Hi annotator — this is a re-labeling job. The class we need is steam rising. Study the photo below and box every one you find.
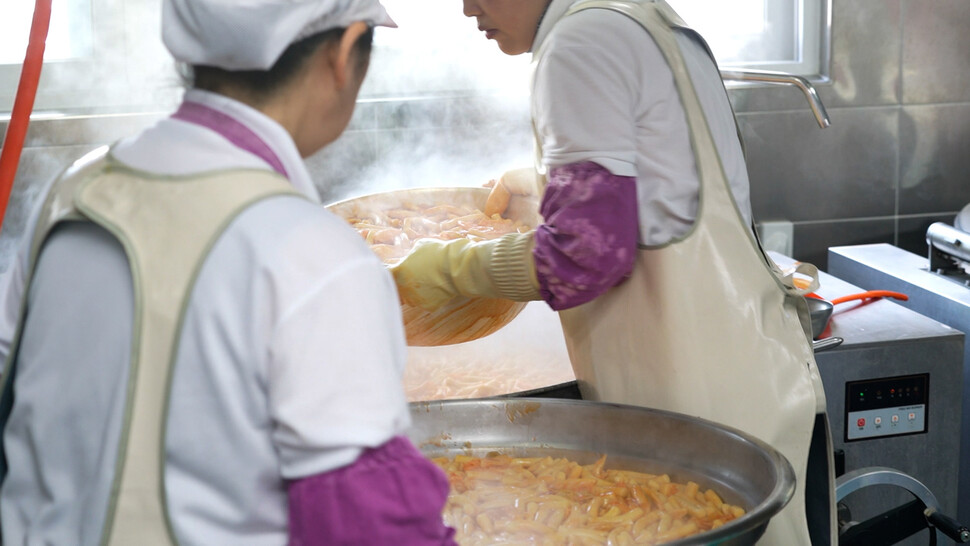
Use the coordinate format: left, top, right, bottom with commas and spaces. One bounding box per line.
314, 0, 537, 203
341, 93, 533, 201
366, 0, 532, 98
1, 0, 538, 271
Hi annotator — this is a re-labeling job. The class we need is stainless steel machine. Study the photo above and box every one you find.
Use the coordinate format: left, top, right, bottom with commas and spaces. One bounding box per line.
774, 254, 966, 544
827, 237, 970, 542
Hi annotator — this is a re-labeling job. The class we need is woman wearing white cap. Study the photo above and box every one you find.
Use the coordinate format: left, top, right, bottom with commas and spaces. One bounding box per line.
391, 0, 836, 544
0, 1, 455, 544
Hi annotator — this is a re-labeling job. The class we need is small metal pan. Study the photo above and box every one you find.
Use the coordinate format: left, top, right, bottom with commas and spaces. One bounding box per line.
807, 297, 835, 340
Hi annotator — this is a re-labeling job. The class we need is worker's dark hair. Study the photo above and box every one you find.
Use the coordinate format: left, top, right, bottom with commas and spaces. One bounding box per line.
188, 25, 374, 101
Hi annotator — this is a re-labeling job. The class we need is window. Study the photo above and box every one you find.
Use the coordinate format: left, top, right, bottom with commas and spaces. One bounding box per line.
366, 0, 831, 99
0, 0, 93, 65
667, 0, 830, 80
1, 0, 180, 114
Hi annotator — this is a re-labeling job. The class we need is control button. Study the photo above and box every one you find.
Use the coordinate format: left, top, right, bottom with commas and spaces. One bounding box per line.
908, 413, 916, 421
891, 415, 899, 424
856, 418, 866, 427
874, 417, 882, 426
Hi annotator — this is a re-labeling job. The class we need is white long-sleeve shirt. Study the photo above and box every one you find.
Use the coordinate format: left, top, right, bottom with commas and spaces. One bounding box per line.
532, 0, 752, 246
0, 89, 411, 545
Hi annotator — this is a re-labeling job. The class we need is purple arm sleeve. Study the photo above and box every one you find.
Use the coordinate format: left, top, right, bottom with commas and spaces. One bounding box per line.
534, 161, 639, 311
288, 435, 457, 546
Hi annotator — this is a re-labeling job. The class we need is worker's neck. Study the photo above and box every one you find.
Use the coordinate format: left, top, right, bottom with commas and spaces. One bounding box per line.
218, 83, 344, 159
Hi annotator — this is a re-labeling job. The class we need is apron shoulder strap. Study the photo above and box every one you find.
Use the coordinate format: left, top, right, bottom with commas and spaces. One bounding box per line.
79, 166, 298, 545
0, 156, 301, 545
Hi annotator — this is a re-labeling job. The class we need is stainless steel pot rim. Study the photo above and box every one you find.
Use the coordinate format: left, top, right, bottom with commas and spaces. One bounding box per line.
409, 397, 796, 546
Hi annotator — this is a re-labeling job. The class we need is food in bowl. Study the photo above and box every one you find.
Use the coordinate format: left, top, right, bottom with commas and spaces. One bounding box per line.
410, 399, 794, 546
327, 188, 538, 346
433, 452, 746, 545
345, 202, 530, 264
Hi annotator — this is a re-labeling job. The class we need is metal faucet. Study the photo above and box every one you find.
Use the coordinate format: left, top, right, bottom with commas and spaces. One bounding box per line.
719, 69, 831, 129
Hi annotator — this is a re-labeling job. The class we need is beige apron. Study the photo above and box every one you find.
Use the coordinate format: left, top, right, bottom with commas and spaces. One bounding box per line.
0, 149, 299, 545
534, 2, 836, 544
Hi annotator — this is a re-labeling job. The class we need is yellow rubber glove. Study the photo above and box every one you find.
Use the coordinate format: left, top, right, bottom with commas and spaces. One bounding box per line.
390, 232, 541, 311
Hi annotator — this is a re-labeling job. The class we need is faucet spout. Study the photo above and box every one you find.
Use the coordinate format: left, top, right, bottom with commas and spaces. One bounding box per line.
719, 69, 831, 129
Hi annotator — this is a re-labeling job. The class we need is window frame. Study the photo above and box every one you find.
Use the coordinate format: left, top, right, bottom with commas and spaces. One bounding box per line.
680, 0, 833, 84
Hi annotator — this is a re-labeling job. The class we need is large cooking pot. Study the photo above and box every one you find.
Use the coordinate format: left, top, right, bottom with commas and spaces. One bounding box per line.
409, 398, 795, 545
327, 187, 540, 346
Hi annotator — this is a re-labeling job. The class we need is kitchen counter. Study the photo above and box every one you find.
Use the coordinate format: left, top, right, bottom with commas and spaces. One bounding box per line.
771, 251, 962, 348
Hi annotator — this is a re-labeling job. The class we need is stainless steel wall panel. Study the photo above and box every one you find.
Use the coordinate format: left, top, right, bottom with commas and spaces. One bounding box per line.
790, 217, 895, 270
897, 214, 958, 258
898, 104, 970, 215
740, 107, 898, 222
823, 0, 902, 108
902, 0, 970, 104
1, 112, 162, 149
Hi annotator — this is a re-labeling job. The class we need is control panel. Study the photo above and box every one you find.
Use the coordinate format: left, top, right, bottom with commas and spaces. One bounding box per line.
845, 374, 929, 442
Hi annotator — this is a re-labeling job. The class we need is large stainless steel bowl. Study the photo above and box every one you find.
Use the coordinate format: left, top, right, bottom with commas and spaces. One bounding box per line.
408, 398, 795, 545
327, 187, 540, 347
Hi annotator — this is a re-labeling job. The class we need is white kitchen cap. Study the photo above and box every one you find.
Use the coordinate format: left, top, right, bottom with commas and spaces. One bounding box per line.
162, 0, 396, 71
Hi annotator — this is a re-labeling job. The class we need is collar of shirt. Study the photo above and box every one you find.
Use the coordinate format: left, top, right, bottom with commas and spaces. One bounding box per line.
182, 89, 321, 202
112, 88, 322, 203
531, 0, 576, 57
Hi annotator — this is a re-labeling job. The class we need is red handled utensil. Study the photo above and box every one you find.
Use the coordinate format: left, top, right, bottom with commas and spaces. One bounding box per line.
829, 290, 909, 306
808, 290, 909, 340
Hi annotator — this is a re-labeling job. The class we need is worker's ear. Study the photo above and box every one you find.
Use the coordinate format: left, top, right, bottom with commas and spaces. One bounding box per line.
333, 21, 370, 89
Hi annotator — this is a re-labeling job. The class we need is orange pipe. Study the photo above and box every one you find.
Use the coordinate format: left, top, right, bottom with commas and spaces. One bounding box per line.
0, 0, 53, 235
